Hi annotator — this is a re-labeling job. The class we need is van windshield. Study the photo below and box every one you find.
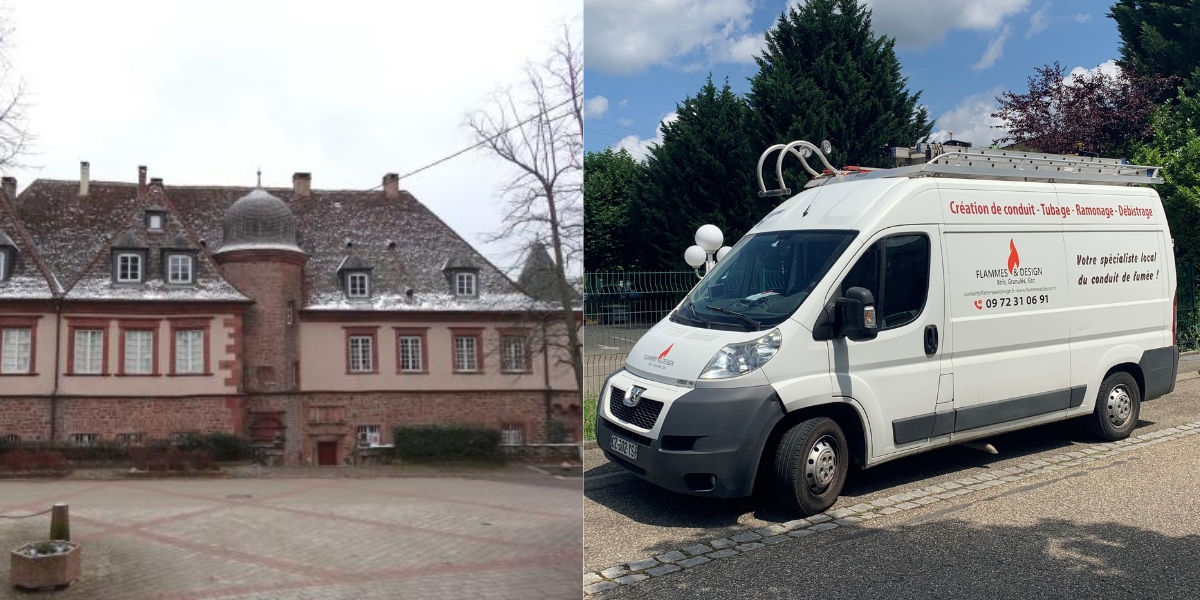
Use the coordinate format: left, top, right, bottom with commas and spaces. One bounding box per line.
677, 230, 856, 330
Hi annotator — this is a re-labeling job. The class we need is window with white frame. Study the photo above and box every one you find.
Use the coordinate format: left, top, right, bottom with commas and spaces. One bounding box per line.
455, 272, 476, 296
0, 250, 7, 280
347, 272, 370, 298
175, 329, 204, 374
454, 335, 478, 372
348, 335, 374, 373
500, 424, 524, 446
116, 253, 142, 282
357, 424, 381, 447
124, 329, 154, 374
1, 433, 18, 445
501, 335, 527, 373
116, 432, 144, 447
148, 214, 163, 231
73, 329, 104, 374
71, 433, 99, 447
167, 254, 193, 284
398, 335, 423, 372
0, 327, 32, 374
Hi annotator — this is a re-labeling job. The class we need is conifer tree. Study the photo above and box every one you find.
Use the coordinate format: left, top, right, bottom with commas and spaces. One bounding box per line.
748, 0, 932, 189
632, 75, 759, 270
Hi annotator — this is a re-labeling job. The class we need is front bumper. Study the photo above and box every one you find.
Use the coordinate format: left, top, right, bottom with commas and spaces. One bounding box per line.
595, 373, 785, 498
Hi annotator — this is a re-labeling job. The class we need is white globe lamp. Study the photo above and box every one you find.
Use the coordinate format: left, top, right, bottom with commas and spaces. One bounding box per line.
716, 246, 732, 262
684, 245, 707, 268
695, 224, 723, 253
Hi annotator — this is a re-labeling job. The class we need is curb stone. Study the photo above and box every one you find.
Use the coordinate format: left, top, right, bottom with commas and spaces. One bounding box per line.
583, 418, 1200, 594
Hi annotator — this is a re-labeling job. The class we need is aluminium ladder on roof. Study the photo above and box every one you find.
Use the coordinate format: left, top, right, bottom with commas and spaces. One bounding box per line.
755, 141, 1164, 197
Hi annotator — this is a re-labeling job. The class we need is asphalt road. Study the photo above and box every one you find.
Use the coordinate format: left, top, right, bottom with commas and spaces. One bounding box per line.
585, 357, 1200, 590
585, 325, 651, 356
602, 430, 1200, 599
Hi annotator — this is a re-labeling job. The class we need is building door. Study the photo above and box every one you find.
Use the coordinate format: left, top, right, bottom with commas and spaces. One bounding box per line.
316, 441, 338, 466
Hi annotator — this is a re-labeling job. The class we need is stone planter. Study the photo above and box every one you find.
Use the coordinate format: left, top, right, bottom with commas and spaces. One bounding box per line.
10, 542, 80, 590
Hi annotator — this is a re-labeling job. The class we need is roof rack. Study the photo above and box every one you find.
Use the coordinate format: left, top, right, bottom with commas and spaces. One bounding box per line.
755, 141, 1164, 196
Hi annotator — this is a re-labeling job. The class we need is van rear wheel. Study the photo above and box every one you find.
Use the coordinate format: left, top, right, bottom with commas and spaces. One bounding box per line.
1087, 372, 1141, 441
774, 417, 848, 515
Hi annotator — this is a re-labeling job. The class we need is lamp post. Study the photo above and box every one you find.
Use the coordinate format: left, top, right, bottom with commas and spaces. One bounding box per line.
685, 224, 732, 279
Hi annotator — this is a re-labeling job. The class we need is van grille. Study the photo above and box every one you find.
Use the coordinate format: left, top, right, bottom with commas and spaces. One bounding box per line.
609, 386, 664, 430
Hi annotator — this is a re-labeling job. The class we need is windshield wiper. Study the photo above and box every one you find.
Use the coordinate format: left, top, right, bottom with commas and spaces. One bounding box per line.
687, 299, 712, 329
705, 305, 761, 331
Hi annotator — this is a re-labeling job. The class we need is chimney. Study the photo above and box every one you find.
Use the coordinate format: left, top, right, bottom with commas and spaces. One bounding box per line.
80, 161, 90, 196
137, 165, 148, 195
382, 173, 400, 199
292, 172, 311, 197
1, 176, 14, 199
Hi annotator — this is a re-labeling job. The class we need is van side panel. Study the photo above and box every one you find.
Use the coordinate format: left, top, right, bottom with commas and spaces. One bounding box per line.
1063, 229, 1168, 410
943, 230, 1073, 423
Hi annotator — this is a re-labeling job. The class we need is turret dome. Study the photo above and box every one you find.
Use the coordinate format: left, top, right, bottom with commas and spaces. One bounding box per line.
216, 188, 302, 254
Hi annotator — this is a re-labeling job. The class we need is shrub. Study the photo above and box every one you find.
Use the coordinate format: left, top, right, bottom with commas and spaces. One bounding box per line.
392, 425, 505, 463
172, 432, 253, 462
0, 449, 67, 472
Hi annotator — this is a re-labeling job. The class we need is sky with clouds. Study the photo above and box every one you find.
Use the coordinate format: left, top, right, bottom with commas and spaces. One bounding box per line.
2, 0, 581, 274
584, 0, 1122, 160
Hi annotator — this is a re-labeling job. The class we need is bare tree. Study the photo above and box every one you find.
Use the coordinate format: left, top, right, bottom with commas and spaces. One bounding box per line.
0, 16, 29, 168
468, 23, 584, 399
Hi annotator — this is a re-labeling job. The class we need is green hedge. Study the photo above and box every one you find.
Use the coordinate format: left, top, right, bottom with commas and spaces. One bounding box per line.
175, 432, 255, 461
392, 426, 505, 463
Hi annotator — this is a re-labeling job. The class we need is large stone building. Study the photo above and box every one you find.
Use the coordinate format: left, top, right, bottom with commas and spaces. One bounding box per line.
0, 164, 580, 465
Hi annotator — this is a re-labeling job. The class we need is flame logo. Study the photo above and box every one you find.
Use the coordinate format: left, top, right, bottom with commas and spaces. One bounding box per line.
1007, 239, 1020, 274
658, 344, 674, 361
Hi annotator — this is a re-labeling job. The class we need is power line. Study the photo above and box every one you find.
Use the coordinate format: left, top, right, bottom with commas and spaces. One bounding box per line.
584, 117, 656, 138
589, 92, 667, 116
584, 128, 633, 141
367, 95, 580, 190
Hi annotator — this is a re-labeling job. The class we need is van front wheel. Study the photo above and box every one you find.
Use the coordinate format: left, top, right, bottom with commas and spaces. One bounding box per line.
1087, 372, 1141, 441
774, 417, 848, 515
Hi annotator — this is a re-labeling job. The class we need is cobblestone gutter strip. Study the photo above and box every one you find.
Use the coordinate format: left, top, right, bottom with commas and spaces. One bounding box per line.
583, 421, 1200, 594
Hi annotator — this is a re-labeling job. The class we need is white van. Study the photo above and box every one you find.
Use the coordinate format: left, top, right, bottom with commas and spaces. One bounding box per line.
596, 143, 1179, 515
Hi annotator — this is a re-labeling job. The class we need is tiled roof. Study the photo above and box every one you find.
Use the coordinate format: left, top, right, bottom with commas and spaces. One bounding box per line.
14, 177, 532, 311
0, 190, 57, 299
46, 182, 247, 302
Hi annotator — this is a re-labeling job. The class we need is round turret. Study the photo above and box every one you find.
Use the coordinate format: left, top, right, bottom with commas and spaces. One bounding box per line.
216, 188, 302, 254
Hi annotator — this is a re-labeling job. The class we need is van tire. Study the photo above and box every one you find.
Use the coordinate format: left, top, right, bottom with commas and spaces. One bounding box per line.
774, 417, 848, 515
1087, 372, 1141, 441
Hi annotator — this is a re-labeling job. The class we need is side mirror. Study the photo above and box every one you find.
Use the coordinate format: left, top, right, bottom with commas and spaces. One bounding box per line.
834, 287, 878, 341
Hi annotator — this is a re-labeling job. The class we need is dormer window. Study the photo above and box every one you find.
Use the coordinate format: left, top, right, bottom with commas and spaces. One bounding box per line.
347, 272, 370, 298
0, 231, 15, 281
110, 230, 149, 284
455, 272, 476, 296
116, 253, 143, 282
167, 254, 193, 284
144, 207, 167, 232
337, 255, 373, 300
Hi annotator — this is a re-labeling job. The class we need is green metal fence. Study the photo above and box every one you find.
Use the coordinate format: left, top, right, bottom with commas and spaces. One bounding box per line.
1178, 262, 1198, 352
583, 271, 697, 398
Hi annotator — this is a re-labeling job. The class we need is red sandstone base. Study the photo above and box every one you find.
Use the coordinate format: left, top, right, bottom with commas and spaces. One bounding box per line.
9, 542, 80, 590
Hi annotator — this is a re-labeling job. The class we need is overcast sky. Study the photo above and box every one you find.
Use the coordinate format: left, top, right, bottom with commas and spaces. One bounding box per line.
3, 0, 580, 274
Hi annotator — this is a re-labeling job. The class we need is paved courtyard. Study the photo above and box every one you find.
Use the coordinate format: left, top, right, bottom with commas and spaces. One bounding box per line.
1, 472, 581, 599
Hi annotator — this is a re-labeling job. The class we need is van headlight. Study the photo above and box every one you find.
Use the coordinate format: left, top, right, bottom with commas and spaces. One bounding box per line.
699, 328, 782, 379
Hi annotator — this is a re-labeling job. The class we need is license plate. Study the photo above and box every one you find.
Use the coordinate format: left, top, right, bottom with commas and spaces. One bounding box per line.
609, 434, 639, 462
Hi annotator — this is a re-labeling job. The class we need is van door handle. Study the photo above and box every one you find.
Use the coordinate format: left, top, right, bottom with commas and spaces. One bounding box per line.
924, 325, 939, 355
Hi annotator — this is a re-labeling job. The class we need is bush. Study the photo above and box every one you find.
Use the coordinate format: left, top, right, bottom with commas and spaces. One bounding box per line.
392, 425, 505, 463
0, 449, 67, 472
173, 432, 254, 462
130, 447, 216, 472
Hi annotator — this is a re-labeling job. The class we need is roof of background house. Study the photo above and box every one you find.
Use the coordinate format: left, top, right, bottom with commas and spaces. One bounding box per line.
11, 175, 563, 312
0, 190, 58, 299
